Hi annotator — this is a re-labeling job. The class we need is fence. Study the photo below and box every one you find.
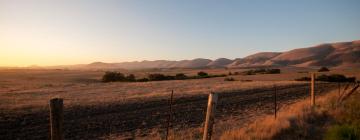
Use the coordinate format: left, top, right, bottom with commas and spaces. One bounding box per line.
3, 74, 359, 140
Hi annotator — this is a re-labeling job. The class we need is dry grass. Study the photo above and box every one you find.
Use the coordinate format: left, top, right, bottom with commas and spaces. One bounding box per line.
0, 68, 316, 113
219, 87, 347, 140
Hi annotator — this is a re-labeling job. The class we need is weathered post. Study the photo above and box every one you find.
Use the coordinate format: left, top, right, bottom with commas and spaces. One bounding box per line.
166, 90, 174, 140
338, 82, 341, 97
203, 93, 218, 140
49, 98, 64, 140
274, 85, 277, 119
311, 73, 315, 107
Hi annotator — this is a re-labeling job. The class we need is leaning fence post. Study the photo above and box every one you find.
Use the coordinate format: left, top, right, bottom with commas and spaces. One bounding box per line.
49, 98, 64, 140
203, 93, 218, 140
310, 73, 316, 107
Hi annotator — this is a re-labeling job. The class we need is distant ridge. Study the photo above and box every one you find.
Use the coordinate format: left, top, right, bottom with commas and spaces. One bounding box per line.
35, 40, 360, 69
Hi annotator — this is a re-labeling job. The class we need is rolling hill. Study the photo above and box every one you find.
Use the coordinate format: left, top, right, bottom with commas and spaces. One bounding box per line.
43, 40, 360, 69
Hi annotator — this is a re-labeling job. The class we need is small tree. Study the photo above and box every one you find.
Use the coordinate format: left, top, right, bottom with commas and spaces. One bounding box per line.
175, 73, 187, 80
148, 73, 168, 81
198, 71, 208, 77
126, 74, 136, 82
102, 72, 126, 82
318, 67, 330, 72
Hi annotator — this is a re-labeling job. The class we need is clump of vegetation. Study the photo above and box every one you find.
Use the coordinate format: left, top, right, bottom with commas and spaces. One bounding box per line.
324, 91, 360, 140
197, 71, 209, 77
102, 71, 227, 83
102, 71, 126, 82
224, 77, 235, 81
242, 68, 281, 75
136, 78, 149, 82
175, 73, 187, 80
148, 73, 173, 81
295, 74, 356, 83
318, 67, 330, 72
325, 125, 360, 140
317, 74, 356, 82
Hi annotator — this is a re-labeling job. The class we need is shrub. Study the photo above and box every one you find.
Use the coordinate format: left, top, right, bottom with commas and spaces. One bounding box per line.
102, 71, 126, 82
136, 78, 149, 82
295, 74, 356, 82
318, 67, 330, 72
126, 74, 136, 82
242, 68, 281, 75
266, 68, 281, 74
175, 73, 188, 80
317, 74, 356, 82
148, 73, 168, 81
224, 77, 235, 81
198, 71, 209, 77
324, 125, 359, 140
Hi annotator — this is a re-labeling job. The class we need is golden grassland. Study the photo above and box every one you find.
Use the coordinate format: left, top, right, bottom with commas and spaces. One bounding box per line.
134, 84, 359, 140
220, 84, 360, 140
0, 67, 359, 112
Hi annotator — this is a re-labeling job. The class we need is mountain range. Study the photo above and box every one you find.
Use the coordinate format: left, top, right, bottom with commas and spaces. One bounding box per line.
48, 40, 360, 69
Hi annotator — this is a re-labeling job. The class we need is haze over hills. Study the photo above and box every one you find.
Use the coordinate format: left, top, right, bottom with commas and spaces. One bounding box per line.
25, 40, 360, 70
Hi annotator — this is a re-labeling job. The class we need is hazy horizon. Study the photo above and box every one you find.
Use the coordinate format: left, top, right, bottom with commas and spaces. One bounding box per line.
1, 0, 360, 67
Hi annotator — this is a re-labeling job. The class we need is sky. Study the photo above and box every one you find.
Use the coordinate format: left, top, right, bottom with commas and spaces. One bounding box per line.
1, 0, 360, 67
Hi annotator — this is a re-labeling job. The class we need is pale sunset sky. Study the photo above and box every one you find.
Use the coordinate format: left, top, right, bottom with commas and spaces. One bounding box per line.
1, 0, 360, 66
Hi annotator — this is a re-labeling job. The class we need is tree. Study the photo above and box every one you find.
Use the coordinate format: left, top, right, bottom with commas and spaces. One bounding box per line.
148, 73, 168, 81
197, 71, 208, 77
175, 73, 187, 80
102, 72, 126, 82
126, 74, 136, 82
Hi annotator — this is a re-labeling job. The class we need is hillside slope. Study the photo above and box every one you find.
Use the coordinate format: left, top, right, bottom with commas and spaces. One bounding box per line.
44, 40, 360, 69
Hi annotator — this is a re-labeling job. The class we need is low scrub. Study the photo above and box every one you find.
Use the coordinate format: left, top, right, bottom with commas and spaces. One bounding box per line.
325, 125, 360, 140
101, 71, 227, 83
295, 74, 356, 83
221, 84, 360, 140
102, 72, 131, 82
242, 68, 281, 75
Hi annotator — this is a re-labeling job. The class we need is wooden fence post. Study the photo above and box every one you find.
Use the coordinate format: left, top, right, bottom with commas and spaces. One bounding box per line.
311, 73, 315, 107
166, 90, 174, 140
203, 93, 218, 140
50, 98, 64, 140
274, 85, 277, 119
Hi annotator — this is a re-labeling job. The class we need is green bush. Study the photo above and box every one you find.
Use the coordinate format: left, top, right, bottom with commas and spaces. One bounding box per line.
325, 125, 359, 140
198, 71, 209, 77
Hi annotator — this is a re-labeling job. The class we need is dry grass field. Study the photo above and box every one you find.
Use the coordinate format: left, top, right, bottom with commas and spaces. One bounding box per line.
0, 67, 359, 139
